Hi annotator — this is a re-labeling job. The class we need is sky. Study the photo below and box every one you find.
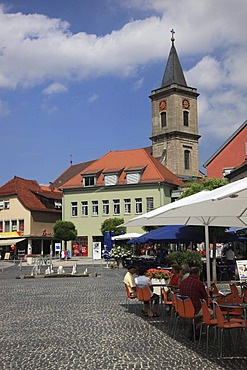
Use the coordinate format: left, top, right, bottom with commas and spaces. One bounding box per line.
0, 0, 247, 186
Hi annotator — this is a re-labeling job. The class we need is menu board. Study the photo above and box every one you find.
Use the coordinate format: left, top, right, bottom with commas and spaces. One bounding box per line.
236, 260, 247, 280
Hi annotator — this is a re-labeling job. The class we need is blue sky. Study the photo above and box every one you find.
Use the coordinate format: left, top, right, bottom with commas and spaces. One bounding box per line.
0, 0, 247, 185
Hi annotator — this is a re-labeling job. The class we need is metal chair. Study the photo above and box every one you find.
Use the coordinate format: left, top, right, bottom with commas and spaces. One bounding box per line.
214, 302, 246, 357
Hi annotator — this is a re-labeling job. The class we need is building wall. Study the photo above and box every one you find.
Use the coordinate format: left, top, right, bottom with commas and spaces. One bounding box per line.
63, 183, 173, 257
0, 196, 31, 234
30, 211, 61, 236
207, 126, 247, 178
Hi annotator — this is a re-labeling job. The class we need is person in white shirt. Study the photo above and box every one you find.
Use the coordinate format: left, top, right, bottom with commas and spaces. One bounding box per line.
124, 266, 137, 297
135, 265, 159, 317
225, 247, 235, 265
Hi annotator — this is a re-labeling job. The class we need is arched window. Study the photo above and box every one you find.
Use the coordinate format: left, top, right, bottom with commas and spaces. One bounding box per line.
184, 150, 190, 170
183, 111, 189, 126
161, 111, 166, 128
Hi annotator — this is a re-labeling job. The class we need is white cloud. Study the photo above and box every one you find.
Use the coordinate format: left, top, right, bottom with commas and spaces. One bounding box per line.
0, 0, 247, 147
43, 82, 68, 95
88, 94, 99, 103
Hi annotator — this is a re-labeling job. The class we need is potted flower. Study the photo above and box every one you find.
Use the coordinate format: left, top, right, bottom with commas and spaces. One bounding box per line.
26, 254, 33, 265
146, 268, 171, 284
110, 245, 132, 267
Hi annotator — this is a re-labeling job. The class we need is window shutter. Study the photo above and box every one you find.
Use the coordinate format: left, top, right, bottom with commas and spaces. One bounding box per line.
126, 173, 140, 184
105, 174, 118, 186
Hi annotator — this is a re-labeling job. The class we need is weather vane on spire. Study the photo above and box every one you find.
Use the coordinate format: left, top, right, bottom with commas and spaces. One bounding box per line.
170, 28, 175, 44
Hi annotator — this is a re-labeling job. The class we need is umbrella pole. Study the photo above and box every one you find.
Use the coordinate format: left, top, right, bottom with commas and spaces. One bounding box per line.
205, 224, 211, 288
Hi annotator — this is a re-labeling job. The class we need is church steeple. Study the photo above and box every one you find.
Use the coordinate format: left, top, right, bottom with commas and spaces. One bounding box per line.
161, 29, 187, 88
150, 29, 200, 180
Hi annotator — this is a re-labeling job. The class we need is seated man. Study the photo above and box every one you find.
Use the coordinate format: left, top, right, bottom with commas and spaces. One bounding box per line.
135, 265, 159, 317
179, 266, 212, 338
124, 266, 137, 297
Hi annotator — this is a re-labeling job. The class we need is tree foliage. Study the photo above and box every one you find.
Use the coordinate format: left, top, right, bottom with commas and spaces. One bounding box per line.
179, 178, 228, 199
53, 220, 77, 242
100, 218, 126, 236
167, 250, 202, 268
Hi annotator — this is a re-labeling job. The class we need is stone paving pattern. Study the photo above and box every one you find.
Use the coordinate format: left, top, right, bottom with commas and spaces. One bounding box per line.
0, 261, 247, 370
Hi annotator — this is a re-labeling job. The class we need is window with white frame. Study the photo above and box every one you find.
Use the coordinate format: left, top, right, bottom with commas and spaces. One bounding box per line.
135, 198, 142, 214
0, 200, 3, 210
11, 220, 17, 231
92, 201, 99, 216
83, 176, 96, 187
4, 220, 10, 232
146, 197, 154, 212
124, 198, 131, 214
81, 201, 88, 216
71, 202, 78, 217
102, 200, 109, 215
113, 199, 120, 215
19, 219, 24, 232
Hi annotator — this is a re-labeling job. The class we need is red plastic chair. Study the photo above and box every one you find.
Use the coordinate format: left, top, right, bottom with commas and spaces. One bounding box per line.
124, 284, 137, 312
173, 295, 196, 341
136, 286, 156, 316
215, 302, 246, 357
199, 299, 217, 353
162, 288, 173, 315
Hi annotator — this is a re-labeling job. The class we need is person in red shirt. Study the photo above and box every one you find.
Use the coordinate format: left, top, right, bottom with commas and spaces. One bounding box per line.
179, 266, 210, 334
169, 264, 182, 291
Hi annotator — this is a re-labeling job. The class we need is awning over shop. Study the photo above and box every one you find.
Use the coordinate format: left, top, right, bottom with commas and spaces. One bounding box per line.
0, 238, 26, 246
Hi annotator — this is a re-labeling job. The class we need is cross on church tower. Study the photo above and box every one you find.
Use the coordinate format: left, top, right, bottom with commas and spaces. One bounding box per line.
170, 28, 175, 43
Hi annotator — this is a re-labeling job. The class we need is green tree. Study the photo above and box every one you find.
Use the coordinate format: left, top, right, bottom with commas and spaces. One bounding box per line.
179, 178, 229, 282
100, 218, 126, 236
53, 220, 77, 250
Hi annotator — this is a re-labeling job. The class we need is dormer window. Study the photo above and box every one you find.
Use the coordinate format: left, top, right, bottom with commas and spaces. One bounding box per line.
104, 174, 118, 186
125, 166, 146, 184
83, 175, 96, 187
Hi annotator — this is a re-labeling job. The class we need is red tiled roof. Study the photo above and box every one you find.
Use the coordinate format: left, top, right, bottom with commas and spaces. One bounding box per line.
52, 160, 95, 188
61, 149, 184, 189
0, 176, 62, 212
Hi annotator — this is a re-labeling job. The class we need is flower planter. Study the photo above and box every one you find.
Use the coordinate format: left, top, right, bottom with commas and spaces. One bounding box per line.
27, 257, 33, 265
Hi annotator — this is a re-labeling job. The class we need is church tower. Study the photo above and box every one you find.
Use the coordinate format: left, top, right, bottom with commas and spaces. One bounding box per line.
150, 30, 200, 180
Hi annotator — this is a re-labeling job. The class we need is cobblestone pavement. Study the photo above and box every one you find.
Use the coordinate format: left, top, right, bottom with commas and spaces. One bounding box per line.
0, 263, 247, 370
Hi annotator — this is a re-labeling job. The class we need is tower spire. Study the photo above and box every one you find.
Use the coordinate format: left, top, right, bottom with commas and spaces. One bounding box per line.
161, 29, 187, 87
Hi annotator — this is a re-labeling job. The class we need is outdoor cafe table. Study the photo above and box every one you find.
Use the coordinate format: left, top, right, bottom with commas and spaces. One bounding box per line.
219, 302, 247, 325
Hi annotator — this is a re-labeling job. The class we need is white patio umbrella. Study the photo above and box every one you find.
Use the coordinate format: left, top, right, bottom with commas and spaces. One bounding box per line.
111, 232, 143, 241
124, 177, 247, 287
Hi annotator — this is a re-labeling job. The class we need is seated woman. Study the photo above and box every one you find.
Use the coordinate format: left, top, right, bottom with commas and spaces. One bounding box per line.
169, 264, 182, 292
135, 265, 159, 317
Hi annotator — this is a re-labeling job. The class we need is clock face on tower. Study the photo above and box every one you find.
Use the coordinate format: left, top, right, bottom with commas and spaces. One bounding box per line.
159, 100, 167, 111
182, 99, 190, 109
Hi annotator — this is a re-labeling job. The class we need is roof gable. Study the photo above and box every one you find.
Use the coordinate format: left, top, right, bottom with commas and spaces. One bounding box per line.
0, 176, 62, 212
204, 120, 247, 167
